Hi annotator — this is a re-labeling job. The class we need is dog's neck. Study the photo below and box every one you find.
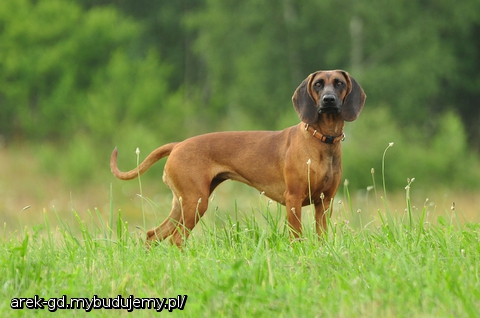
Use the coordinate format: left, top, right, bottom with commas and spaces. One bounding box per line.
303, 114, 345, 144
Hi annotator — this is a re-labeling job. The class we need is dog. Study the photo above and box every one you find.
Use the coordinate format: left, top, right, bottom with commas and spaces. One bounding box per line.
110, 70, 366, 246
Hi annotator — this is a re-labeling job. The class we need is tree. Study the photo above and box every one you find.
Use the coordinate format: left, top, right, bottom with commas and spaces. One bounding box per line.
187, 0, 367, 129
0, 0, 188, 144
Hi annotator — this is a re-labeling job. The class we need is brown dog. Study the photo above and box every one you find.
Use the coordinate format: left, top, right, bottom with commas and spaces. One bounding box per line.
111, 70, 366, 246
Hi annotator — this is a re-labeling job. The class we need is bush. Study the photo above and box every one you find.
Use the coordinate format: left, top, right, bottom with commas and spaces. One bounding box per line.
342, 107, 480, 191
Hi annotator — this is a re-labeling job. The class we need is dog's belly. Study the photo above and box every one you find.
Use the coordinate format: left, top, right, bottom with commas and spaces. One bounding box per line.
214, 171, 286, 203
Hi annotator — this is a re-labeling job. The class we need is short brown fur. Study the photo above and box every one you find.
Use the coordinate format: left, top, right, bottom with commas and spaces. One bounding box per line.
110, 70, 366, 247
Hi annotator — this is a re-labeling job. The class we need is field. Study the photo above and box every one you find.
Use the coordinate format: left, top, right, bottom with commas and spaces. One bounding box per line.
2, 1, 480, 316
2, 201, 479, 317
2, 175, 480, 317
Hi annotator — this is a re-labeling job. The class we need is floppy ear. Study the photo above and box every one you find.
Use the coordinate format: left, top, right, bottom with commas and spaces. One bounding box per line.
341, 71, 366, 122
292, 72, 319, 124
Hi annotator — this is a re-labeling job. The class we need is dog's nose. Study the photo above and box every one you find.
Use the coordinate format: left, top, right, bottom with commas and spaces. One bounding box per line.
322, 94, 337, 104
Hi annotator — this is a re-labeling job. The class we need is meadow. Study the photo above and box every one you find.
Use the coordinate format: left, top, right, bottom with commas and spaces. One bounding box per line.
2, 1, 480, 316
1, 145, 479, 317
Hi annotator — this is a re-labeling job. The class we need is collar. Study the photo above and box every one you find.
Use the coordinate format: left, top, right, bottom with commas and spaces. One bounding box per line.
304, 123, 345, 144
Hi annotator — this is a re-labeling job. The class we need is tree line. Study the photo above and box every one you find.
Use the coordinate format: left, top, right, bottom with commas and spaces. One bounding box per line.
1, 0, 479, 189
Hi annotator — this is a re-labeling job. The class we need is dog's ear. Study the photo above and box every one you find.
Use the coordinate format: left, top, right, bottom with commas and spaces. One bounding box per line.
292, 72, 319, 124
341, 71, 366, 122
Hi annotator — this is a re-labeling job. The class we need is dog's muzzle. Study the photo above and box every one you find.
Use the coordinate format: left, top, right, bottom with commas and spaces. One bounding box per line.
318, 94, 341, 114
318, 106, 341, 115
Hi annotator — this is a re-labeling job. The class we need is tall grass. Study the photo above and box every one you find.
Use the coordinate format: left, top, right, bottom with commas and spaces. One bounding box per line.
1, 143, 479, 317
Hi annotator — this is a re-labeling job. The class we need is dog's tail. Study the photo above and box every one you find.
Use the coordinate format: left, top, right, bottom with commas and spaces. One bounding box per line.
110, 143, 179, 180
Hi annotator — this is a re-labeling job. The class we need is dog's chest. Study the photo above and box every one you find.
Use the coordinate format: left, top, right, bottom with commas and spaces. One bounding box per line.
309, 153, 341, 191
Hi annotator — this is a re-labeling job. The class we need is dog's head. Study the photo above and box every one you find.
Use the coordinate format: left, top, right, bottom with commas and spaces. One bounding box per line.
292, 70, 366, 124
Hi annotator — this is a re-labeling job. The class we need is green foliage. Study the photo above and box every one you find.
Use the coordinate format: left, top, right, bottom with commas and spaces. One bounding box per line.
0, 0, 140, 140
343, 108, 480, 190
1, 0, 480, 190
185, 0, 354, 129
82, 49, 191, 142
355, 0, 480, 148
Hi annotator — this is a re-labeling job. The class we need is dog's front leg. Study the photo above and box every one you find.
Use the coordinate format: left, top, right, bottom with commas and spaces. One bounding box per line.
314, 195, 333, 237
285, 194, 303, 239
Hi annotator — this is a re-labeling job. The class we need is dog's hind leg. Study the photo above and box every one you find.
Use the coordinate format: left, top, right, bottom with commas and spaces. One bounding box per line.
146, 194, 182, 242
168, 195, 209, 247
147, 162, 214, 246
146, 191, 210, 246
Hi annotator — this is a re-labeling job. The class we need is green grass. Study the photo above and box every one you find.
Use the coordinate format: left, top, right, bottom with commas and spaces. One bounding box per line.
1, 189, 479, 317
1, 143, 479, 317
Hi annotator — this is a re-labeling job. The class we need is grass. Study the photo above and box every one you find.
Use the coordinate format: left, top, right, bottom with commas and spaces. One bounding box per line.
2, 196, 479, 317
1, 144, 480, 317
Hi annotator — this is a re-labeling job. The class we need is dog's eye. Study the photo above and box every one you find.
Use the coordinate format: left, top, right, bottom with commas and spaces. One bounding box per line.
335, 80, 344, 87
314, 80, 324, 88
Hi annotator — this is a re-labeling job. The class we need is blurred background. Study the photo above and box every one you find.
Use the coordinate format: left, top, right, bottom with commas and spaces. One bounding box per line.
1, 0, 479, 233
